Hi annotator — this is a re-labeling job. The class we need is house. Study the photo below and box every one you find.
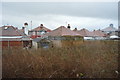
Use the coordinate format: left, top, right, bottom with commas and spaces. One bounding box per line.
92, 29, 106, 40
28, 24, 51, 39
102, 24, 117, 36
115, 26, 120, 37
0, 25, 32, 48
101, 24, 120, 40
109, 27, 119, 40
45, 26, 82, 37
44, 26, 83, 47
73, 28, 94, 40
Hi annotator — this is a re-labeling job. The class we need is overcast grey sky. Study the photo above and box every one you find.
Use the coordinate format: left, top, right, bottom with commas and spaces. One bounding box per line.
1, 2, 118, 31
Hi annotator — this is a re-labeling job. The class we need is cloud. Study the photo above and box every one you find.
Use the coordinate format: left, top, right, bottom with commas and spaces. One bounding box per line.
2, 2, 118, 20
2, 14, 118, 31
1, 0, 119, 2
1, 2, 118, 30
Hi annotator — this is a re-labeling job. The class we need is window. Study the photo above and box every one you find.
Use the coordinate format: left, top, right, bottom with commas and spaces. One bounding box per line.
41, 31, 45, 35
33, 32, 36, 35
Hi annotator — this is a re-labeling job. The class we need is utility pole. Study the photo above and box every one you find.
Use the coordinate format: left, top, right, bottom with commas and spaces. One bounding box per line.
65, 21, 67, 27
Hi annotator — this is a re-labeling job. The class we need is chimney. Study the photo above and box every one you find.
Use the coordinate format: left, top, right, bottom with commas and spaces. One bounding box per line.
24, 22, 28, 27
40, 24, 43, 26
23, 22, 29, 35
110, 24, 113, 27
22, 27, 25, 33
67, 24, 71, 29
73, 28, 77, 31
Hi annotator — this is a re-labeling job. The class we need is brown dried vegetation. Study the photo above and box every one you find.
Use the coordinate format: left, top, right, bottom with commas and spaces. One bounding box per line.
2, 40, 119, 78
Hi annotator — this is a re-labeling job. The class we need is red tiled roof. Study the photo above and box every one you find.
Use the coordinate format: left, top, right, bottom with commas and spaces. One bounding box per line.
92, 30, 106, 37
102, 26, 117, 32
44, 26, 82, 36
74, 28, 93, 37
0, 26, 26, 36
17, 29, 26, 36
30, 25, 51, 32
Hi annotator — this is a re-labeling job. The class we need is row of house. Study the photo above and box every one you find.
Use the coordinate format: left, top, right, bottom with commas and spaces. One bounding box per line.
31, 25, 83, 48
31, 24, 120, 48
73, 28, 105, 40
28, 24, 119, 40
0, 23, 120, 48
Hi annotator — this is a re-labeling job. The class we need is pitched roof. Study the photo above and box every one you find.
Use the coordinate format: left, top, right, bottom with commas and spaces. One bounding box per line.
30, 25, 51, 32
17, 29, 26, 36
74, 28, 93, 37
44, 26, 82, 36
0, 26, 26, 36
92, 30, 106, 37
102, 26, 117, 32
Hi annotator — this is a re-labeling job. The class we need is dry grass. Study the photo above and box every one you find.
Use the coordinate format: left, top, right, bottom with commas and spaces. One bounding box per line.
2, 40, 119, 78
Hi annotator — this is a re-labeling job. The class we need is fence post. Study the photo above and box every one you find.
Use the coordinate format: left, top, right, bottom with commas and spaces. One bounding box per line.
8, 40, 10, 49
8, 40, 10, 53
22, 40, 23, 48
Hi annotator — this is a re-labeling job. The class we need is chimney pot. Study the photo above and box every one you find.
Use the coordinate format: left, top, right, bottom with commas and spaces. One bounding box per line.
24, 22, 28, 26
67, 24, 70, 29
22, 27, 25, 29
41, 24, 43, 26
74, 28, 77, 31
110, 24, 113, 27
22, 27, 25, 33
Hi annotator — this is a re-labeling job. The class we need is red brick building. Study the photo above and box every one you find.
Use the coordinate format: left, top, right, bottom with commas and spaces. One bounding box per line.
0, 25, 32, 48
